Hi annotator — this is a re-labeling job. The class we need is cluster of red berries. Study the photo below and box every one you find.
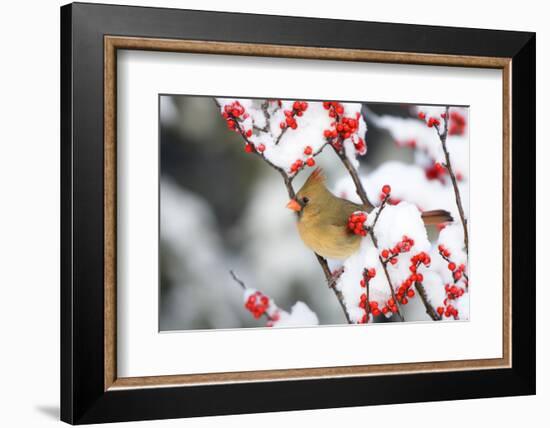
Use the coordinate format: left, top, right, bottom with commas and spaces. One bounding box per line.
321, 102, 365, 154
359, 267, 399, 319
380, 235, 416, 266
279, 101, 308, 130
449, 111, 466, 136
427, 117, 441, 128
436, 244, 468, 319
222, 101, 253, 136
223, 100, 247, 120
441, 282, 464, 318
425, 161, 447, 181
347, 211, 368, 236
437, 303, 459, 319
417, 111, 441, 128
394, 252, 431, 305
244, 291, 272, 319
288, 146, 317, 174
444, 283, 465, 300
438, 244, 467, 283
323, 101, 344, 117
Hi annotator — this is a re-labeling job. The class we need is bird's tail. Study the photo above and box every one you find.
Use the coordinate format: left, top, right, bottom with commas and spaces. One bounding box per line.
421, 209, 453, 225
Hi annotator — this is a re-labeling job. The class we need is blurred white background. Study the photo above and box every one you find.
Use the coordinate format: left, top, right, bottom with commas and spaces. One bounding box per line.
0, 0, 545, 427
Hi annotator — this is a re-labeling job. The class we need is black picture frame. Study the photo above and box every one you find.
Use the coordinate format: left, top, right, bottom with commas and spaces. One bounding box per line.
61, 2, 535, 424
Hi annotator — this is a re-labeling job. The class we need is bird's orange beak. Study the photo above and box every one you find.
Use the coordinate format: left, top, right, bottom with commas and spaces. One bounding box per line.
286, 199, 302, 212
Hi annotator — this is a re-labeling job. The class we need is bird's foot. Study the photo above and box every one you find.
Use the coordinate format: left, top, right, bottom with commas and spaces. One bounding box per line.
328, 266, 345, 288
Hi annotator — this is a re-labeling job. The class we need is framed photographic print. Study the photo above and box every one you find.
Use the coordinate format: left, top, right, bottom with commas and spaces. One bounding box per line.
60, 2, 536, 424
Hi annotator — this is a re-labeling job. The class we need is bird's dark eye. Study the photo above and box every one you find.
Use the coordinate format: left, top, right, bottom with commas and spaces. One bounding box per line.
302, 197, 309, 204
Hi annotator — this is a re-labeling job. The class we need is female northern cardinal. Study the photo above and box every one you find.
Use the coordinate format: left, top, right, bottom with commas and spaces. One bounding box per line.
286, 168, 452, 260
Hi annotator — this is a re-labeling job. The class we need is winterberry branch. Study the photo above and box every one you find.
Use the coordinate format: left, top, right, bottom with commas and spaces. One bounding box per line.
362, 268, 372, 323
215, 98, 351, 324
354, 186, 404, 322
434, 106, 469, 254
438, 244, 469, 289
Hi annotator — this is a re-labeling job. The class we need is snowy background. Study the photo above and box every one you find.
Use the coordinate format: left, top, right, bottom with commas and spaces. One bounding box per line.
159, 95, 469, 331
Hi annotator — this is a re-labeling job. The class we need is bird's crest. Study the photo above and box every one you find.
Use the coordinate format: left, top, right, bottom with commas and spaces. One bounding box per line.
304, 167, 326, 187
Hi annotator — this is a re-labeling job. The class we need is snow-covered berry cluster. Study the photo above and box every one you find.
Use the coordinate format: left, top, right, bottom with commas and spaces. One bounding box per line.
435, 244, 468, 319
322, 102, 366, 155
222, 101, 254, 141
438, 283, 464, 319
394, 251, 431, 305
359, 267, 399, 321
348, 211, 368, 236
380, 235, 416, 266
279, 101, 308, 130
438, 244, 468, 284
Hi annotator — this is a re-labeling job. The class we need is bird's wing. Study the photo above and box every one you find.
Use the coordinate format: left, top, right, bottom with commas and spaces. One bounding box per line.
327, 198, 364, 227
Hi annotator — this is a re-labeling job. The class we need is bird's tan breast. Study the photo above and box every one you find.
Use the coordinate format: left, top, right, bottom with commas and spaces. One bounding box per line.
297, 216, 361, 260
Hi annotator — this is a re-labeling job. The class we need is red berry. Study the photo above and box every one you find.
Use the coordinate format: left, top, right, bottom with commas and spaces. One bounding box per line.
448, 262, 456, 271
407, 289, 415, 298
244, 144, 253, 153
381, 249, 389, 258
418, 111, 426, 120
245, 129, 252, 137
453, 271, 462, 281
382, 184, 391, 195
280, 122, 286, 129
306, 158, 315, 167
437, 307, 444, 316
257, 144, 265, 153
304, 146, 313, 155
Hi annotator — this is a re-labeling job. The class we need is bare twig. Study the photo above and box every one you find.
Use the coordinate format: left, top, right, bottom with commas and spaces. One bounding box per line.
434, 106, 469, 254
229, 270, 246, 290
275, 126, 289, 145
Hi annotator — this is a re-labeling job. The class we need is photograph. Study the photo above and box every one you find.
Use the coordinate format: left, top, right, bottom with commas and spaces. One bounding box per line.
159, 95, 470, 330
